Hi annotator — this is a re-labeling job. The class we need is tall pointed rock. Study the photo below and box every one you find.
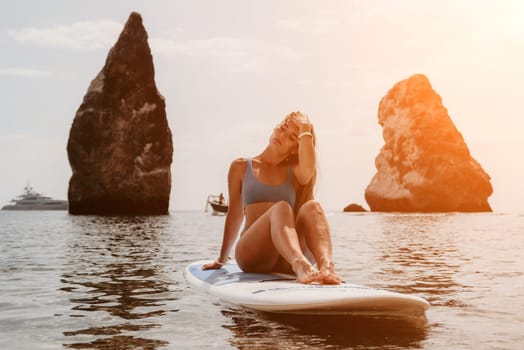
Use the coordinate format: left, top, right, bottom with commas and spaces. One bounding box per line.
365, 74, 492, 212
67, 12, 173, 215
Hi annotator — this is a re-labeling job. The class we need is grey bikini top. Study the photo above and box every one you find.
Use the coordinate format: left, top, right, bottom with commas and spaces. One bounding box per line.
242, 158, 296, 208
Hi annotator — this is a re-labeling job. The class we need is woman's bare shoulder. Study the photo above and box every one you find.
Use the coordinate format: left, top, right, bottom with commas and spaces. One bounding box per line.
228, 157, 248, 178
230, 157, 247, 168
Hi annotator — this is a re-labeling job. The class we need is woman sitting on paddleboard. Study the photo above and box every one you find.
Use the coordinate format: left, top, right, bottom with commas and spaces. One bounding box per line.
203, 111, 342, 284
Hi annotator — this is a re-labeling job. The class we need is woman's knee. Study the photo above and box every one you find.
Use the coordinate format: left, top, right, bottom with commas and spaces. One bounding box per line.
296, 200, 329, 232
270, 200, 295, 219
298, 200, 324, 218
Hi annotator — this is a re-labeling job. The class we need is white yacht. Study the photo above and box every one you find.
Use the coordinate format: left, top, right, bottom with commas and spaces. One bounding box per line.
1, 185, 68, 210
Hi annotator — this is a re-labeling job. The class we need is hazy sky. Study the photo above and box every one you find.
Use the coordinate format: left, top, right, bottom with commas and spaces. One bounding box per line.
1, 0, 523, 211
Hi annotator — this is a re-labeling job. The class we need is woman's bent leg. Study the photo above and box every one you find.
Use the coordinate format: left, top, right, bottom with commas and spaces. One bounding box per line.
296, 200, 342, 284
235, 201, 321, 283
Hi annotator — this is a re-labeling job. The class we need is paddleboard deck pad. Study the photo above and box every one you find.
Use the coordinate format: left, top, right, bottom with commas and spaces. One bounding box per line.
184, 260, 429, 315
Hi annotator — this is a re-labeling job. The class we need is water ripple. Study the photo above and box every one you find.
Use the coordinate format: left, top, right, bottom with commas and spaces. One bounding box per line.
2, 211, 524, 349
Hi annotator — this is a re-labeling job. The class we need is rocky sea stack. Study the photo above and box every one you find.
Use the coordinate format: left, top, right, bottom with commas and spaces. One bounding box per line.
67, 12, 173, 215
365, 74, 492, 212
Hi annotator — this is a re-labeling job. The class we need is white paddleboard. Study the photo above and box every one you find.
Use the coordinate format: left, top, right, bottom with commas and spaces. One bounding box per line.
184, 260, 430, 316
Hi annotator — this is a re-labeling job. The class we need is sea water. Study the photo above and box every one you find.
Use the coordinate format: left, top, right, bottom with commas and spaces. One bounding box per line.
0, 210, 523, 349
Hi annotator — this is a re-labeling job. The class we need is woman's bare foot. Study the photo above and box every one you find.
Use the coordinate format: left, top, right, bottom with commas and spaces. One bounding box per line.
292, 259, 322, 284
318, 261, 343, 285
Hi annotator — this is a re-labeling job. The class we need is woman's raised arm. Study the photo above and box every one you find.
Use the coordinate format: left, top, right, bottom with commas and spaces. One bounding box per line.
290, 112, 315, 185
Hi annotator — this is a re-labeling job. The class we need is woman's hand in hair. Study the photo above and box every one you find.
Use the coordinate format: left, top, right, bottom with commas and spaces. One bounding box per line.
287, 111, 312, 133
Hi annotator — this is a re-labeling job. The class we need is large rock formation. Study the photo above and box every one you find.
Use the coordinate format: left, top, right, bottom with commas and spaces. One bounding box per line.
365, 74, 492, 212
67, 12, 173, 215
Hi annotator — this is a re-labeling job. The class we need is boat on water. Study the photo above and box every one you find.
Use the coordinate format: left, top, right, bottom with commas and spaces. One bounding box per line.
1, 185, 68, 211
205, 194, 228, 215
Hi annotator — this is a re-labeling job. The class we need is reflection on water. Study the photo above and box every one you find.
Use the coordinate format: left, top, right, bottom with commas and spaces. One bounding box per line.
375, 214, 471, 307
222, 307, 428, 349
2, 211, 522, 349
60, 216, 177, 349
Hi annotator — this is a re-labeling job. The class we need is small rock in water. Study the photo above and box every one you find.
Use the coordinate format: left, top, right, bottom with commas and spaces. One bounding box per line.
343, 203, 367, 212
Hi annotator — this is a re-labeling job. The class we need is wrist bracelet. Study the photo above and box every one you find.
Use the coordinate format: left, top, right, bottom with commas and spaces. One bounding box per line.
298, 131, 313, 140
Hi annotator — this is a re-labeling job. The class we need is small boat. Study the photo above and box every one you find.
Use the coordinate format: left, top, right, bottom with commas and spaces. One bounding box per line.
205, 194, 228, 215
1, 185, 68, 211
